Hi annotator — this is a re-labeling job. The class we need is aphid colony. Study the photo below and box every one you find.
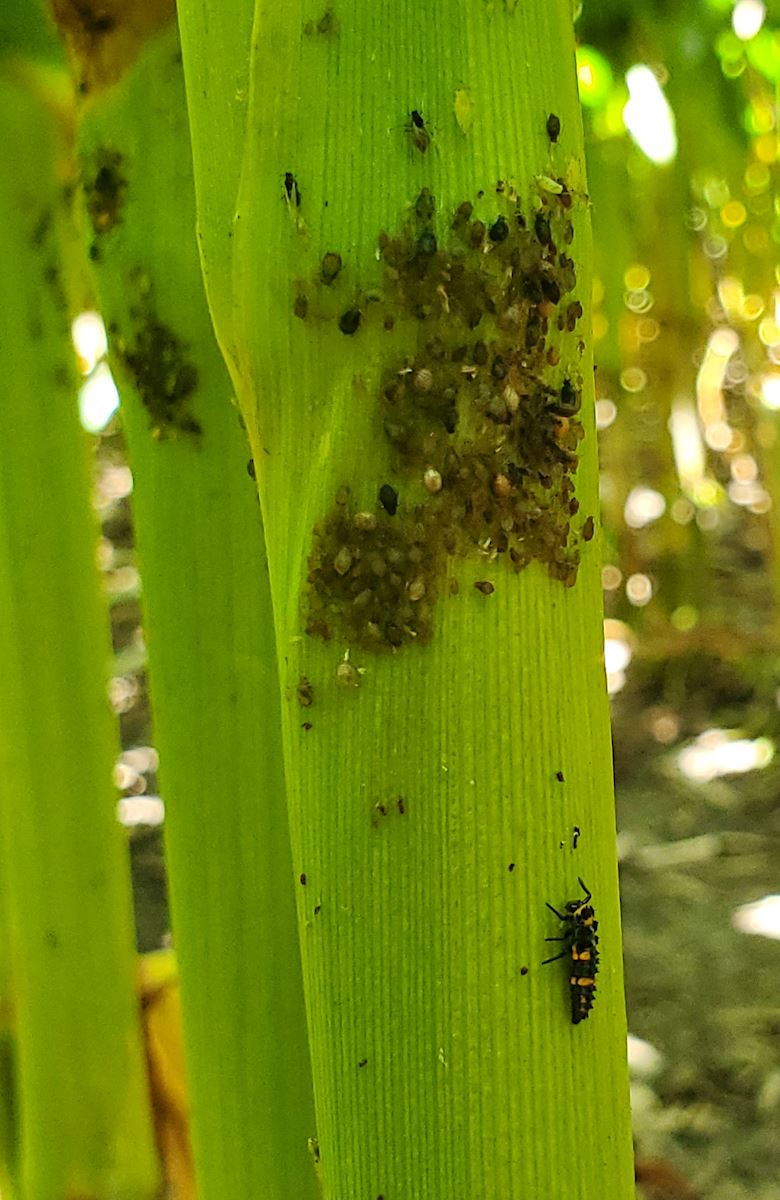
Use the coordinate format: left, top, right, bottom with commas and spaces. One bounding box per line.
543, 878, 599, 1024
84, 145, 127, 249
305, 178, 590, 650
108, 296, 200, 438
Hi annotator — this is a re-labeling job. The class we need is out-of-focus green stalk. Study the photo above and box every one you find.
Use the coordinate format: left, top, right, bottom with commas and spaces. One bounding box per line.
179, 1, 635, 1195
0, 66, 159, 1200
72, 20, 317, 1200
175, 0, 255, 364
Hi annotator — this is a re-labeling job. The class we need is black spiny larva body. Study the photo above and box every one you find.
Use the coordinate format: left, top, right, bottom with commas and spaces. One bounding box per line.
543, 877, 599, 1024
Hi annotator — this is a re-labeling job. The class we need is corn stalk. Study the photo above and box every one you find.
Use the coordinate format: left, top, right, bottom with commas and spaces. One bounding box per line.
178, 1, 635, 1196
0, 61, 159, 1200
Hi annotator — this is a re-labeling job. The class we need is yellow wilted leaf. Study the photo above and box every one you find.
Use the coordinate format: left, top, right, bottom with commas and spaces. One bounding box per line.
138, 951, 195, 1200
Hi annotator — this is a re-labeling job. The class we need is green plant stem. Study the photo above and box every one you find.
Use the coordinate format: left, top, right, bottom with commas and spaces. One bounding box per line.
0, 67, 159, 1200
74, 23, 317, 1200
175, 0, 255, 365
180, 0, 636, 1195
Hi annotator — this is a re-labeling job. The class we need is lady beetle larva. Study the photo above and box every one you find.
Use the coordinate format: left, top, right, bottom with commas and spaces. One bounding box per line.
542, 877, 599, 1024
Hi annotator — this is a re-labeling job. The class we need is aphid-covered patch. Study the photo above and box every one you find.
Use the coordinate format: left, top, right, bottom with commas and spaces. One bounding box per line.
109, 279, 200, 438
83, 146, 127, 244
306, 180, 590, 649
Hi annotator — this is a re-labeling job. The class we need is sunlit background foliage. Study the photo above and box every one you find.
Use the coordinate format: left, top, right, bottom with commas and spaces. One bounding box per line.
62, 3, 780, 1197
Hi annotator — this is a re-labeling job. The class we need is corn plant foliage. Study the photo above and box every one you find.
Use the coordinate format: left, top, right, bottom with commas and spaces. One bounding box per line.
175, 1, 635, 1197
74, 24, 317, 1200
0, 66, 159, 1200
0, 1, 635, 1198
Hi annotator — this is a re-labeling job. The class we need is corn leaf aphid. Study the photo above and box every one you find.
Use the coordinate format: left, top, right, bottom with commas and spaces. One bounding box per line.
378, 483, 398, 515
543, 877, 599, 1024
546, 113, 561, 143
414, 187, 436, 222
321, 252, 343, 284
338, 308, 361, 335
406, 109, 432, 154
284, 171, 301, 207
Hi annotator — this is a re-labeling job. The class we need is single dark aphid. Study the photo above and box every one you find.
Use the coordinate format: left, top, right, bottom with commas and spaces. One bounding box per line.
561, 379, 580, 413
247, 458, 256, 479
534, 212, 552, 246
417, 230, 437, 255
520, 966, 529, 976
542, 877, 599, 1024
338, 308, 361, 335
321, 251, 343, 284
582, 515, 595, 542
572, 826, 581, 850
415, 187, 436, 222
546, 112, 561, 143
378, 483, 399, 515
474, 580, 495, 595
488, 215, 509, 243
406, 109, 432, 154
550, 378, 581, 417
299, 873, 307, 886
555, 770, 565, 782
284, 171, 301, 207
